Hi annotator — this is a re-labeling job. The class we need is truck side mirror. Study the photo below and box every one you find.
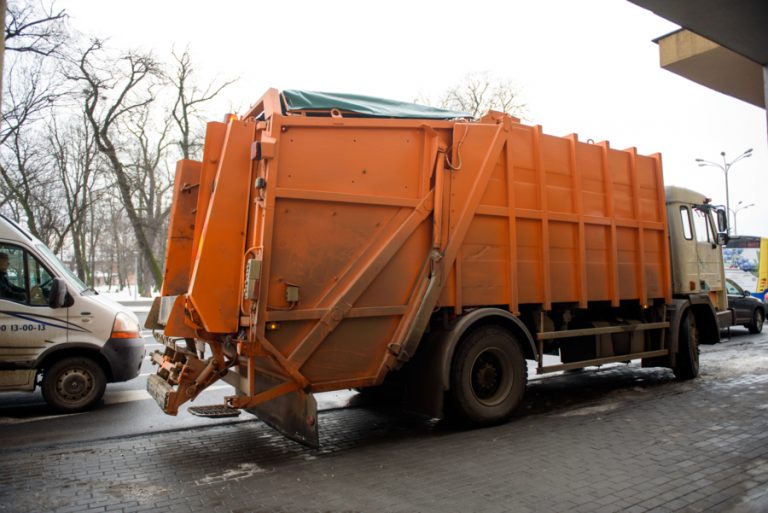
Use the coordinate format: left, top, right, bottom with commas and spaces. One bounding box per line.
48, 278, 69, 309
716, 208, 728, 236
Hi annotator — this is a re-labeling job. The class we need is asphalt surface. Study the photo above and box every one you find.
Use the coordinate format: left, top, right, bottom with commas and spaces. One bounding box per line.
0, 332, 356, 449
0, 320, 766, 512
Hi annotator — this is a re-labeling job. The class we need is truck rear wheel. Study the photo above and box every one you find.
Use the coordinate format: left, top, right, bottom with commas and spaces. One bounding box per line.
449, 325, 527, 425
673, 311, 699, 380
42, 357, 106, 412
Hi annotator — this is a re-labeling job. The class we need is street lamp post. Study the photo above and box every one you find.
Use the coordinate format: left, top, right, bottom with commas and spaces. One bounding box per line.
730, 200, 754, 236
695, 148, 753, 234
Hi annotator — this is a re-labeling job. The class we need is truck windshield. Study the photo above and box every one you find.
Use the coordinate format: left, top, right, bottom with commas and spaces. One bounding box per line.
34, 242, 87, 294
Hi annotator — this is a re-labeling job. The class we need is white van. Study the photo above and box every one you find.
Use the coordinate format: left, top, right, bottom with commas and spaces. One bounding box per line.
0, 215, 145, 411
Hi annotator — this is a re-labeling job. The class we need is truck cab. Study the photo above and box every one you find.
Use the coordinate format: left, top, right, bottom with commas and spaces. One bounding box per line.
0, 215, 145, 411
665, 186, 731, 329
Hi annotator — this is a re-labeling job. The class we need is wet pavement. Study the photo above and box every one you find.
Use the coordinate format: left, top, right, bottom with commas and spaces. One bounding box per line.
0, 328, 766, 513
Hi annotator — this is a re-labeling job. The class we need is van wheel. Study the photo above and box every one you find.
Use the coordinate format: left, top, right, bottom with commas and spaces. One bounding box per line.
748, 309, 764, 334
673, 311, 699, 380
449, 325, 527, 425
42, 357, 106, 412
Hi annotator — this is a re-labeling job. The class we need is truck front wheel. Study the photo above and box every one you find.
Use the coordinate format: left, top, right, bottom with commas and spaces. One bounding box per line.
449, 325, 527, 425
673, 311, 699, 380
42, 357, 107, 412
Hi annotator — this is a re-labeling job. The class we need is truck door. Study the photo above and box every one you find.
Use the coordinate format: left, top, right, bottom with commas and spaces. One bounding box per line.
675, 205, 699, 292
690, 206, 724, 292
0, 243, 70, 367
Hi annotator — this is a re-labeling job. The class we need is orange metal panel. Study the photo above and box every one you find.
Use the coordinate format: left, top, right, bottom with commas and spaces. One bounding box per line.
653, 153, 673, 303
161, 160, 201, 296
566, 134, 588, 308
191, 122, 227, 267
504, 139, 519, 314
164, 295, 196, 338
598, 141, 621, 306
532, 126, 552, 310
187, 119, 256, 333
627, 147, 648, 306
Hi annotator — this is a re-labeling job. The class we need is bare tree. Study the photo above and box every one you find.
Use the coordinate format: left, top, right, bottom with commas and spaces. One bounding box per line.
0, 59, 69, 247
170, 48, 235, 159
124, 104, 174, 294
0, 56, 65, 147
0, 125, 66, 248
0, 1, 70, 241
72, 40, 166, 289
100, 193, 133, 290
4, 0, 67, 56
440, 71, 526, 119
48, 113, 103, 282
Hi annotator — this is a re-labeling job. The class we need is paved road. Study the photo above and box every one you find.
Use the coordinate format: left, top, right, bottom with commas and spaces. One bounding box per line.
0, 332, 356, 448
0, 303, 356, 448
0, 326, 766, 512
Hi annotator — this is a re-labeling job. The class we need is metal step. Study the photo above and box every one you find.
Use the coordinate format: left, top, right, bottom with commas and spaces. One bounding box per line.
188, 405, 242, 418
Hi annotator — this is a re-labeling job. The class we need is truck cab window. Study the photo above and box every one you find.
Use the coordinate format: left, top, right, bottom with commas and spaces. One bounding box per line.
679, 206, 692, 240
691, 207, 711, 243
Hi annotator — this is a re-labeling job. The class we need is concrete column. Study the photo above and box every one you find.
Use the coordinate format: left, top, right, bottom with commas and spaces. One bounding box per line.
764, 65, 768, 144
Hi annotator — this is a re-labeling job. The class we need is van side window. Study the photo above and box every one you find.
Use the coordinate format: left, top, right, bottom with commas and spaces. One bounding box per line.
0, 244, 54, 306
0, 244, 28, 303
679, 206, 692, 240
26, 252, 54, 306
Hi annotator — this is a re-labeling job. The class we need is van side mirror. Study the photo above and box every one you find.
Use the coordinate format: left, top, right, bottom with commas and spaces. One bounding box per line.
48, 278, 69, 309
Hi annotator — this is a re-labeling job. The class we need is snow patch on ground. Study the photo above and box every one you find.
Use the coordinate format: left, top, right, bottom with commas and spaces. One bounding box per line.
95, 285, 155, 302
195, 463, 270, 486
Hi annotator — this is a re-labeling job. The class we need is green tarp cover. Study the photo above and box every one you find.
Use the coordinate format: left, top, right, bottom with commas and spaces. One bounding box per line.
282, 89, 470, 119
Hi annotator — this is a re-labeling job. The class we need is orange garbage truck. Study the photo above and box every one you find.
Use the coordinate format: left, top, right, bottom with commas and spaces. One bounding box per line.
146, 89, 731, 446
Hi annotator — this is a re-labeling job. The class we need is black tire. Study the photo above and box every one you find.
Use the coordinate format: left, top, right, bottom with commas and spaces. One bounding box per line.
41, 357, 106, 412
673, 311, 699, 380
448, 325, 527, 425
748, 308, 764, 334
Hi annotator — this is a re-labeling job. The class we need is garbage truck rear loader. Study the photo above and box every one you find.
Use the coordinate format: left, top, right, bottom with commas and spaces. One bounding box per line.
146, 89, 728, 446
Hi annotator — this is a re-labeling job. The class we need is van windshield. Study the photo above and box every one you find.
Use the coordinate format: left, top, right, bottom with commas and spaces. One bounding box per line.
34, 242, 87, 293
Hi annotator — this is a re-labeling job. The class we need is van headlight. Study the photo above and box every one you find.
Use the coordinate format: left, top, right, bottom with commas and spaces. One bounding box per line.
111, 312, 141, 339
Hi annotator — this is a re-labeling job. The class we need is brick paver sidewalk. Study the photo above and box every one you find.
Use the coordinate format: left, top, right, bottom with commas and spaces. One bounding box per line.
1, 336, 766, 513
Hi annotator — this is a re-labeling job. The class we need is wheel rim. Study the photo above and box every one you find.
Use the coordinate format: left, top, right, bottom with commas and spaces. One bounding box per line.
56, 367, 95, 404
756, 310, 764, 327
470, 347, 513, 407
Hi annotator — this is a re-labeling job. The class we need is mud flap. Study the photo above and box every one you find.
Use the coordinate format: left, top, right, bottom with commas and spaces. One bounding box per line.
246, 373, 319, 448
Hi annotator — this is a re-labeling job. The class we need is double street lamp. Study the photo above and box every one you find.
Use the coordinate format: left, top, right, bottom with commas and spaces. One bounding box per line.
695, 148, 753, 234
730, 200, 755, 236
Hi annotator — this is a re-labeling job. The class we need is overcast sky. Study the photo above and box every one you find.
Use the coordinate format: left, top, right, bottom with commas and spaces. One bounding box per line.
59, 0, 767, 236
